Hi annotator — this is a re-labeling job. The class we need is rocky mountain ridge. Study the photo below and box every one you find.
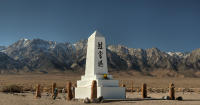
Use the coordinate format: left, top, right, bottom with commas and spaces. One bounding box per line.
0, 38, 200, 75
0, 46, 6, 52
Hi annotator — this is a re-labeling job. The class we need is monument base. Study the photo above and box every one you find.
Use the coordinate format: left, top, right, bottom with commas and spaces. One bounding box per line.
75, 75, 126, 99
75, 86, 125, 99
74, 31, 126, 99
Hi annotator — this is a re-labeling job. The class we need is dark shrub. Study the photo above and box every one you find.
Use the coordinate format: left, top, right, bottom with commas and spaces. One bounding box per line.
2, 85, 23, 93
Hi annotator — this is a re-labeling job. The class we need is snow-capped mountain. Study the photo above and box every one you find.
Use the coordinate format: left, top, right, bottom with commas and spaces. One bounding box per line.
0, 46, 6, 52
4, 38, 76, 71
167, 52, 190, 58
0, 38, 200, 74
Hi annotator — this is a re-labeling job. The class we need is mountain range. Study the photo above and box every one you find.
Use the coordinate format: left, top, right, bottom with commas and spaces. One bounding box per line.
0, 38, 200, 76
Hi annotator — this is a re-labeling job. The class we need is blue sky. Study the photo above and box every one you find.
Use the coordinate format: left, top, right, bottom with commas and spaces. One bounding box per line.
0, 0, 200, 52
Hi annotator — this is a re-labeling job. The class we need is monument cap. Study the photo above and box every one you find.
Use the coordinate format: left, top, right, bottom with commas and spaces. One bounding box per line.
89, 30, 104, 38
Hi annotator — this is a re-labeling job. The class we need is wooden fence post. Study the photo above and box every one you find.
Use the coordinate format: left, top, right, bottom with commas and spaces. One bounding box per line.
142, 83, 147, 98
122, 83, 126, 98
169, 83, 175, 100
122, 84, 126, 88
67, 81, 73, 101
131, 80, 133, 93
91, 80, 97, 99
52, 82, 56, 98
72, 82, 76, 98
35, 84, 41, 98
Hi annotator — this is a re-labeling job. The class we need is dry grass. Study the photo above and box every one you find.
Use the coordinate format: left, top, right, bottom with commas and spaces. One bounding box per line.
1, 85, 23, 93
0, 70, 200, 93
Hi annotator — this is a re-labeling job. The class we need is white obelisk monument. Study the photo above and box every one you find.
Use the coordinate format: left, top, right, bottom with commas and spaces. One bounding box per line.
75, 31, 125, 99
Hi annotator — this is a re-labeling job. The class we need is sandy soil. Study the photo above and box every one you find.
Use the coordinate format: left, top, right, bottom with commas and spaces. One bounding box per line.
0, 73, 200, 89
0, 92, 200, 105
0, 73, 200, 105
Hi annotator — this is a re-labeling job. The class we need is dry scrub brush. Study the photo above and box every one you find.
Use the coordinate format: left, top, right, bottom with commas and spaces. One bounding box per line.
1, 84, 23, 93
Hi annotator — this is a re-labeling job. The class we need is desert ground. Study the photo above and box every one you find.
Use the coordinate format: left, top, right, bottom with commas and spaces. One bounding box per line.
0, 92, 200, 105
0, 71, 200, 89
0, 71, 200, 105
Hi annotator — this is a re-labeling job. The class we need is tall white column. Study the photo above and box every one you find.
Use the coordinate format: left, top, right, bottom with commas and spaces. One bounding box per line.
85, 31, 108, 76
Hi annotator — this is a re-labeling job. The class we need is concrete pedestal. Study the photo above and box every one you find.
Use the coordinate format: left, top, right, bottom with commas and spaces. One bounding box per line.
75, 78, 126, 99
75, 86, 125, 99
